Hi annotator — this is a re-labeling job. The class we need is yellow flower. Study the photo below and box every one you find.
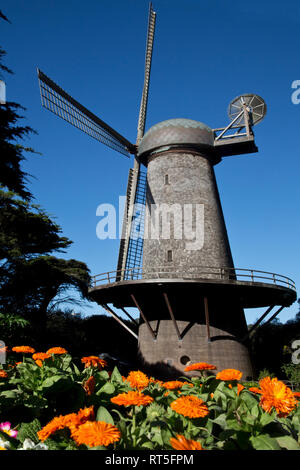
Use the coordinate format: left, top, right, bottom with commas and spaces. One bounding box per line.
259, 377, 297, 417
170, 434, 204, 450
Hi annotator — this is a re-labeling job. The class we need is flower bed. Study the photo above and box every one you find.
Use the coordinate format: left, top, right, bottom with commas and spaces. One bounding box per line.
0, 347, 299, 450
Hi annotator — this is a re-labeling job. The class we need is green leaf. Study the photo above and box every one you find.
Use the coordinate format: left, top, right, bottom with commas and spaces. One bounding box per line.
96, 406, 115, 425
292, 415, 300, 432
161, 428, 172, 446
141, 441, 155, 449
241, 392, 259, 411
17, 419, 41, 444
0, 389, 21, 399
97, 370, 110, 381
41, 375, 72, 394
110, 366, 123, 384
250, 434, 281, 450
250, 404, 259, 419
89, 445, 107, 450
97, 382, 115, 396
226, 417, 242, 432
60, 354, 72, 370
275, 435, 300, 450
260, 411, 275, 427
72, 362, 81, 376
213, 413, 227, 430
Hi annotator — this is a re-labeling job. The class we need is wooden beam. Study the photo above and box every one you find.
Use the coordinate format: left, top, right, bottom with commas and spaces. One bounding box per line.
120, 307, 139, 326
130, 294, 156, 340
163, 292, 181, 340
241, 305, 275, 342
204, 296, 211, 341
101, 304, 138, 340
262, 306, 285, 326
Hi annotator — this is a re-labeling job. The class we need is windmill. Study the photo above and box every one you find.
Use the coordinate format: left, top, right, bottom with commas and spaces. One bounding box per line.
37, 3, 296, 379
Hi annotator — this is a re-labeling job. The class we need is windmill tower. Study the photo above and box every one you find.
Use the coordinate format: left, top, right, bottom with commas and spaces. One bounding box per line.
37, 4, 297, 379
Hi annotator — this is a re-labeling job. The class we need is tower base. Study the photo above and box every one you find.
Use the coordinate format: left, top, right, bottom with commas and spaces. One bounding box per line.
138, 320, 253, 380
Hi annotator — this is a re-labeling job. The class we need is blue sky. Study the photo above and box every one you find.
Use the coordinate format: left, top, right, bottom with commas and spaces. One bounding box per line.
1, 0, 300, 324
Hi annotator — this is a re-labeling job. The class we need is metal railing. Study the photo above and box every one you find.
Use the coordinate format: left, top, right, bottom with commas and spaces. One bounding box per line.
90, 266, 296, 291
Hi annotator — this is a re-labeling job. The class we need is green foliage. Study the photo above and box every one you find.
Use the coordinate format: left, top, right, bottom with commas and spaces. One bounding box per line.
249, 307, 300, 378
17, 419, 41, 444
1, 349, 300, 450
281, 364, 300, 390
258, 368, 276, 380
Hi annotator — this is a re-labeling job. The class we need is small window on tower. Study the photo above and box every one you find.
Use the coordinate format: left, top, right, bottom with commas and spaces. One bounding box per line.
165, 174, 169, 185
167, 250, 173, 262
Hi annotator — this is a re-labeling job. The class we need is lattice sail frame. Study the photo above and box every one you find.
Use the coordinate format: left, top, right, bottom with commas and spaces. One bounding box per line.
37, 69, 134, 157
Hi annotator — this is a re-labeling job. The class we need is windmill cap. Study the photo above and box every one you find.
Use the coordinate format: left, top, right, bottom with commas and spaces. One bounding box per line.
138, 118, 214, 157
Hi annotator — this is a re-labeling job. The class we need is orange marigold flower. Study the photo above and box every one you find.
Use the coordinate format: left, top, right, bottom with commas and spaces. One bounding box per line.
81, 356, 107, 369
162, 381, 185, 390
71, 421, 121, 447
216, 369, 242, 381
76, 406, 95, 423
170, 434, 204, 450
170, 395, 209, 419
293, 391, 300, 400
126, 370, 149, 390
38, 407, 95, 441
83, 376, 96, 396
32, 352, 51, 361
35, 360, 43, 367
0, 370, 8, 378
12, 346, 35, 354
184, 362, 217, 372
37, 414, 77, 441
249, 387, 262, 394
111, 391, 154, 407
46, 347, 67, 355
259, 377, 297, 417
